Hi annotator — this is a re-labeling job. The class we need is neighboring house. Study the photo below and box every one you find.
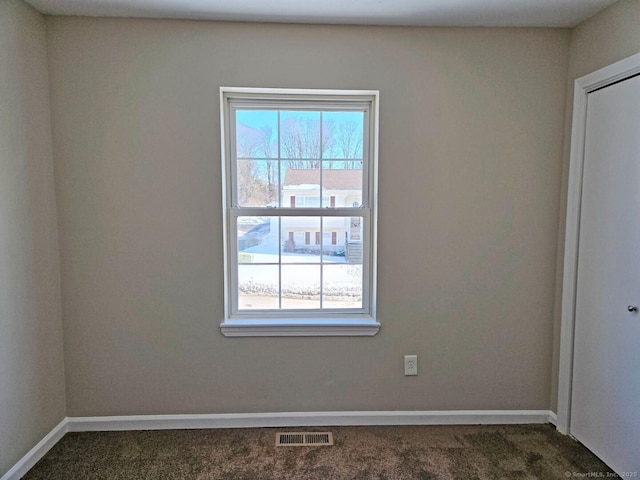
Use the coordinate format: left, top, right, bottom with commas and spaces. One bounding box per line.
282, 169, 363, 257
283, 168, 363, 209
238, 168, 364, 260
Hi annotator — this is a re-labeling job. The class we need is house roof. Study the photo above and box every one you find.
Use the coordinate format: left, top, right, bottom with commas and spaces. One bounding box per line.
283, 169, 362, 190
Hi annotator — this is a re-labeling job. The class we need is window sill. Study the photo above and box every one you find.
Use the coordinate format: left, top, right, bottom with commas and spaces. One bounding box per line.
220, 318, 380, 337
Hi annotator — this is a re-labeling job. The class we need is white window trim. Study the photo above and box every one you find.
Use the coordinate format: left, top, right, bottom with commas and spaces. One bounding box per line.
219, 87, 380, 337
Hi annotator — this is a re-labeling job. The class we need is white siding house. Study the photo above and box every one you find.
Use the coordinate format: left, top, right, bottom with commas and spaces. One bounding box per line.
282, 169, 363, 256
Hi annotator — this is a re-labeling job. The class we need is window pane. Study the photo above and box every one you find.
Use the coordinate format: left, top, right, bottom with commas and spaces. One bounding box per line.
321, 216, 363, 262
280, 111, 321, 160
237, 217, 279, 263
282, 265, 320, 309
281, 164, 320, 208
322, 111, 364, 160
321, 162, 363, 208
237, 160, 279, 207
281, 217, 321, 263
238, 265, 279, 310
323, 264, 363, 309
236, 110, 277, 159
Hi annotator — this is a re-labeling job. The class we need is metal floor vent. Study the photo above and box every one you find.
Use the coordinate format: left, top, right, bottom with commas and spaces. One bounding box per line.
276, 432, 334, 447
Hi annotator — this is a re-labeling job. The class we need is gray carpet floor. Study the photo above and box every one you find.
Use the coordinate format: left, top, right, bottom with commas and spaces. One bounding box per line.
23, 424, 612, 479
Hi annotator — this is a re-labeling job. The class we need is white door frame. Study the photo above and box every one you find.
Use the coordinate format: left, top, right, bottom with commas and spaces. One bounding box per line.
557, 52, 640, 435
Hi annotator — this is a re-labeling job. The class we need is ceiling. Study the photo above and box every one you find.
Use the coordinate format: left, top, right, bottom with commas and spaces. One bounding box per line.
26, 0, 618, 28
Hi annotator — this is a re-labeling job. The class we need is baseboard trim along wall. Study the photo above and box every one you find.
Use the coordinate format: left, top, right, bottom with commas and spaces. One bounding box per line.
2, 410, 558, 480
66, 410, 556, 431
1, 419, 68, 480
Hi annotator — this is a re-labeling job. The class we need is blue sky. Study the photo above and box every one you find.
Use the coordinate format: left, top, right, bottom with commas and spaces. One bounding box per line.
236, 110, 364, 134
235, 109, 365, 161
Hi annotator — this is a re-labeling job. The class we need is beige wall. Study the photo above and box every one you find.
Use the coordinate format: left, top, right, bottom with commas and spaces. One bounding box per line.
550, 0, 640, 412
0, 0, 65, 476
47, 17, 570, 417
569, 0, 640, 79
0, 1, 634, 473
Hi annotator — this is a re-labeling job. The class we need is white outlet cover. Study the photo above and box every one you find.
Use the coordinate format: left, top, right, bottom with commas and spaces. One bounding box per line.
404, 355, 418, 376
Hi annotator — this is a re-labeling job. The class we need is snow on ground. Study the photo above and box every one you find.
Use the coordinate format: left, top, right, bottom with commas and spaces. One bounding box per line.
238, 245, 361, 307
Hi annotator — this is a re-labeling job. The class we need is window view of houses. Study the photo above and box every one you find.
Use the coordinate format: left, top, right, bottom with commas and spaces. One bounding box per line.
235, 109, 366, 310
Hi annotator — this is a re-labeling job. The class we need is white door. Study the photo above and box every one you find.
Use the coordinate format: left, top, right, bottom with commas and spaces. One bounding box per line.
571, 74, 640, 474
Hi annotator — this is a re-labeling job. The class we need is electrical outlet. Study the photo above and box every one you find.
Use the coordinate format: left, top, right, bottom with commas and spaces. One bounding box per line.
404, 355, 418, 376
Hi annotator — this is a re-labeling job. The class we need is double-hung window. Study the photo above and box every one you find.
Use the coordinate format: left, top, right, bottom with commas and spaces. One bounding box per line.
220, 88, 379, 336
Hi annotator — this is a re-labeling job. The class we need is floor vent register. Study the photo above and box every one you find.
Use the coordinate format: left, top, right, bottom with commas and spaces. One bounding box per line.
275, 432, 334, 447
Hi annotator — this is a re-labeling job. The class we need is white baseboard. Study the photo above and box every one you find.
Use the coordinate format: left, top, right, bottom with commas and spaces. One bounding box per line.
548, 411, 558, 426
66, 410, 555, 432
0, 419, 68, 480
3, 410, 557, 479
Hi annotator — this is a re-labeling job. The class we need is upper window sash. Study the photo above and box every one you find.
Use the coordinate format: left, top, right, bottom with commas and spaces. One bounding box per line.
226, 104, 371, 211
